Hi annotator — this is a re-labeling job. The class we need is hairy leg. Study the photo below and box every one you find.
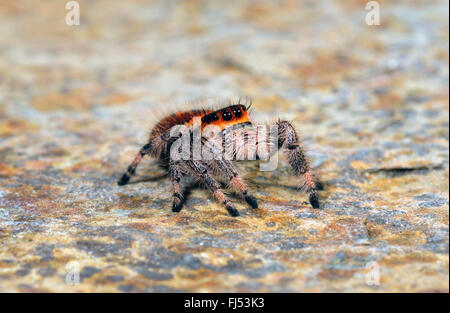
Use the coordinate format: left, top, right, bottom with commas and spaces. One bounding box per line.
277, 120, 320, 208
169, 160, 184, 212
233, 121, 321, 208
187, 160, 239, 217
117, 142, 152, 186
212, 158, 258, 209
203, 140, 258, 209
117, 129, 174, 186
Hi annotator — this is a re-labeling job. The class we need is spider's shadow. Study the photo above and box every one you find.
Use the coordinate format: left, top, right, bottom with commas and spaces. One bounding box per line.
120, 167, 326, 208
127, 173, 168, 184
126, 173, 246, 206
177, 182, 250, 208
247, 180, 324, 192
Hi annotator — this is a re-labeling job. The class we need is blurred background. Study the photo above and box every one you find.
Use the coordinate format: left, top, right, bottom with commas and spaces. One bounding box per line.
0, 0, 448, 292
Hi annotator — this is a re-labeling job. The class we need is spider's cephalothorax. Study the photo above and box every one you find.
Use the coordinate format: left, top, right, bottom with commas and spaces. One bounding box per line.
118, 103, 322, 217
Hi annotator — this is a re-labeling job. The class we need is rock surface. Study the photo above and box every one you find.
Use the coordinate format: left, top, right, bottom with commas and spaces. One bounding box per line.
0, 0, 448, 292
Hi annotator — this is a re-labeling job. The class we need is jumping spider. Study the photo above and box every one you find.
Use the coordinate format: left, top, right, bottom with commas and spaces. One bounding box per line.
118, 102, 322, 217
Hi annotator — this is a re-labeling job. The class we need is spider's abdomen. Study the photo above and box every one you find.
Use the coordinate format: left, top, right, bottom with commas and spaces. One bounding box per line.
149, 110, 209, 139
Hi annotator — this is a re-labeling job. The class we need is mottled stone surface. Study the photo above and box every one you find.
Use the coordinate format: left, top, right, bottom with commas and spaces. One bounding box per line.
0, 0, 448, 292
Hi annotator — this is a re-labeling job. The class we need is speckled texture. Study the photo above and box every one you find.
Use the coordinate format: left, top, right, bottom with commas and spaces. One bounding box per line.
0, 0, 448, 292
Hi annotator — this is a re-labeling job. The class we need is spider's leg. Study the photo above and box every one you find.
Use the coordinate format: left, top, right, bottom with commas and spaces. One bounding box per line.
117, 142, 152, 186
224, 161, 258, 209
203, 140, 258, 209
118, 128, 174, 186
277, 120, 320, 209
213, 158, 258, 209
170, 160, 184, 212
187, 160, 239, 217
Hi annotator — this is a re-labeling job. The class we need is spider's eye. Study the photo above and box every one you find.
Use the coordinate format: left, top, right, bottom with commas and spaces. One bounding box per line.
233, 108, 242, 118
222, 111, 232, 121
201, 113, 219, 123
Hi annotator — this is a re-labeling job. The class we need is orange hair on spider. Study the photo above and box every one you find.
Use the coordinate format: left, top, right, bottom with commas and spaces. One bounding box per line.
151, 104, 251, 138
